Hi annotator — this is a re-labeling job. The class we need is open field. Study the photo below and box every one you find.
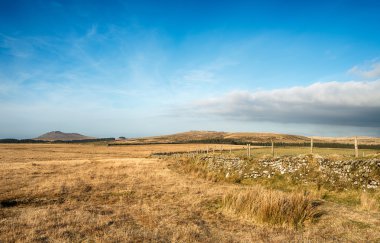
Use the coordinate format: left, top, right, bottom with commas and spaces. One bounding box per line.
1, 144, 380, 242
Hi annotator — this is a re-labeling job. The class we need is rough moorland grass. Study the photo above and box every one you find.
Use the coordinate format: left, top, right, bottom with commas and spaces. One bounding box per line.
222, 186, 320, 229
360, 192, 379, 211
2, 144, 380, 242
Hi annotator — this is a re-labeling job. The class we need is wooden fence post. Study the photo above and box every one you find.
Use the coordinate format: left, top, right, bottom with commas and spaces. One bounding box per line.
271, 139, 274, 157
310, 137, 313, 154
355, 136, 358, 158
248, 144, 251, 158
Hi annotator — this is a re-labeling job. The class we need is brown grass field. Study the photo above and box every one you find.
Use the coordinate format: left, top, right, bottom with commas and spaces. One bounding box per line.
118, 130, 380, 145
1, 143, 380, 242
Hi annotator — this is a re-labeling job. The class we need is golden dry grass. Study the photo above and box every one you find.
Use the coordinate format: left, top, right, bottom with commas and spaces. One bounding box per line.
222, 187, 320, 228
360, 193, 379, 212
1, 144, 380, 242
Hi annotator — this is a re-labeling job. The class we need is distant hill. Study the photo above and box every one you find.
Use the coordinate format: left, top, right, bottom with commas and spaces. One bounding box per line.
114, 130, 380, 145
118, 131, 310, 144
34, 131, 95, 141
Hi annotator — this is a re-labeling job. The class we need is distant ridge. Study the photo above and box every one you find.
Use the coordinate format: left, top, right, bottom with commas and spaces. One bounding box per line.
34, 131, 95, 141
113, 130, 380, 146
119, 130, 310, 144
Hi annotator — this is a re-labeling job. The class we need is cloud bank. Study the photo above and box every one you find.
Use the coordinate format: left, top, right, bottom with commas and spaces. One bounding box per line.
190, 80, 380, 127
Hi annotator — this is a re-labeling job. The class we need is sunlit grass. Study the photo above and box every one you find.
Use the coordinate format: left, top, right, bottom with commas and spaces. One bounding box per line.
222, 186, 320, 228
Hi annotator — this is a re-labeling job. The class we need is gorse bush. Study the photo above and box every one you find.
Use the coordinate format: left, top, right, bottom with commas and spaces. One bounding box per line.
222, 186, 320, 229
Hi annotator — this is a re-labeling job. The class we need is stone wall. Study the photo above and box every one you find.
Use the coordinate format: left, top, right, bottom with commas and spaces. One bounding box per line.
185, 154, 380, 189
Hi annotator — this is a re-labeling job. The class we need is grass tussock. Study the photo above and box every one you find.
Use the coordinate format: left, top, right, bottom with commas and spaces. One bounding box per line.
359, 193, 379, 212
222, 186, 320, 229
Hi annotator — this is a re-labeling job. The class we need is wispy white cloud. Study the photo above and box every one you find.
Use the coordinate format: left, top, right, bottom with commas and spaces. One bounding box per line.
180, 58, 238, 84
183, 69, 215, 83
348, 62, 380, 79
185, 80, 380, 127
0, 34, 35, 58
86, 24, 98, 38
0, 82, 15, 95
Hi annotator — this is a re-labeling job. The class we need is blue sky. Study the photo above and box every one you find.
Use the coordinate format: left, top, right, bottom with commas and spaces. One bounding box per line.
1, 0, 380, 138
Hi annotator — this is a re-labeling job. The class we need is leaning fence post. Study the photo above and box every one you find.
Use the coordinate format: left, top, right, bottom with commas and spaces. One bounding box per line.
355, 136, 358, 158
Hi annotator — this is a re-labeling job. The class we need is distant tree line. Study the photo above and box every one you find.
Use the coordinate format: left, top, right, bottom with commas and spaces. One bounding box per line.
0, 138, 115, 144
0, 139, 44, 143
